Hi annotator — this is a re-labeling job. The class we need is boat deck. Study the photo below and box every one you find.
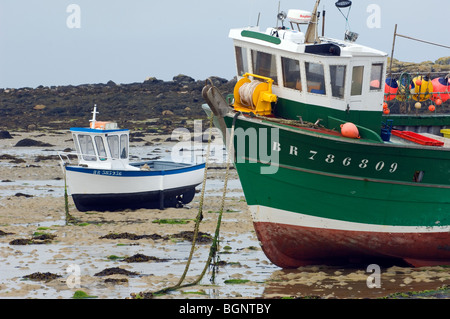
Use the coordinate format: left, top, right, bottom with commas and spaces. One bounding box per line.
389, 132, 450, 149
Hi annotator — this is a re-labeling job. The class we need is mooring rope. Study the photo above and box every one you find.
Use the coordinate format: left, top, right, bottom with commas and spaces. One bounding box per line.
147, 111, 237, 297
239, 80, 261, 108
172, 113, 214, 289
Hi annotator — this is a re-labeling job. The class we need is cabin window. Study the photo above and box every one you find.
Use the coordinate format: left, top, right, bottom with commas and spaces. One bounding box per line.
107, 135, 120, 159
120, 134, 128, 159
94, 136, 107, 161
370, 63, 383, 90
305, 62, 326, 95
72, 133, 80, 155
78, 135, 97, 161
330, 65, 347, 99
251, 50, 278, 84
235, 46, 249, 76
281, 57, 301, 91
351, 66, 364, 96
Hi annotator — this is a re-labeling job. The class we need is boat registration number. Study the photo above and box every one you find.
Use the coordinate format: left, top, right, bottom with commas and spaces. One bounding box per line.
281, 143, 399, 173
92, 170, 123, 176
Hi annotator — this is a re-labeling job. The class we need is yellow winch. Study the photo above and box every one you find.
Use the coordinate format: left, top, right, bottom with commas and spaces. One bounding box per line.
233, 73, 277, 116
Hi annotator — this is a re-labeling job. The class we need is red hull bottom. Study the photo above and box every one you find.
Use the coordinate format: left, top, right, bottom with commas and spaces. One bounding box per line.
253, 221, 450, 268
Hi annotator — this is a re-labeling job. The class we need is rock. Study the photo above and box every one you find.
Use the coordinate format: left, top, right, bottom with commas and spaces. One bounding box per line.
144, 77, 163, 84
436, 56, 450, 65
0, 131, 13, 139
94, 267, 139, 277
14, 193, 33, 198
14, 138, 53, 147
33, 104, 46, 110
173, 74, 195, 84
162, 110, 174, 116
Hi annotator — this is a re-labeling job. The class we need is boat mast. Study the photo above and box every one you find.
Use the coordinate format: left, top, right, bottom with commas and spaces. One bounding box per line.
305, 0, 321, 43
90, 105, 98, 129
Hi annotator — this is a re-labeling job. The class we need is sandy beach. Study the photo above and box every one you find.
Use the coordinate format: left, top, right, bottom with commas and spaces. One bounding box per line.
1, 129, 449, 299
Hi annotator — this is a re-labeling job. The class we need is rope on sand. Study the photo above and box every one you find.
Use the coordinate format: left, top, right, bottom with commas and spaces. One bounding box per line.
142, 112, 237, 297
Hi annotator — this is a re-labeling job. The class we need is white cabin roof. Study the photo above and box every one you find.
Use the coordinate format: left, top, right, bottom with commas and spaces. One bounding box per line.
229, 26, 387, 58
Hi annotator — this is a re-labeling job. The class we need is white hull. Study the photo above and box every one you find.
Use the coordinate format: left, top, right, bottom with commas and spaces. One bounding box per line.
66, 166, 204, 195
64, 161, 205, 211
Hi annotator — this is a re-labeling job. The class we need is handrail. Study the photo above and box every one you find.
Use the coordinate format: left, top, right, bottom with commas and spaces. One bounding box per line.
242, 72, 274, 88
58, 151, 127, 164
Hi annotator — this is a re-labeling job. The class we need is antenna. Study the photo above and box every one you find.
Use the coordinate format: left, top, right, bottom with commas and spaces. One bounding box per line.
276, 1, 281, 27
322, 6, 326, 36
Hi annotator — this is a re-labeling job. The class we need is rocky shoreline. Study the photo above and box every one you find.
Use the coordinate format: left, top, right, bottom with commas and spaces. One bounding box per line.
2, 57, 450, 133
0, 74, 236, 132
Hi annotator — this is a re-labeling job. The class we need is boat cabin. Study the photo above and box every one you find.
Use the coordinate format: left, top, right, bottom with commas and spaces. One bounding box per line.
70, 123, 138, 170
229, 14, 388, 133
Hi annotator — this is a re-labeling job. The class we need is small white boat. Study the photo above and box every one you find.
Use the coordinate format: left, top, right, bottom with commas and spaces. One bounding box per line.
59, 107, 205, 212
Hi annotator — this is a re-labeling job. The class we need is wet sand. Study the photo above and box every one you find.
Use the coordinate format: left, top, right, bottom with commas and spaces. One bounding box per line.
0, 130, 449, 299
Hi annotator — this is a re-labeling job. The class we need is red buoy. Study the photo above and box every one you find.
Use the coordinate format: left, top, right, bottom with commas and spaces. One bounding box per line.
432, 77, 450, 103
340, 122, 360, 139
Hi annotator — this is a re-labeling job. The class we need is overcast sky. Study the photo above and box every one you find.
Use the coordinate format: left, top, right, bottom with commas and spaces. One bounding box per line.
0, 0, 449, 88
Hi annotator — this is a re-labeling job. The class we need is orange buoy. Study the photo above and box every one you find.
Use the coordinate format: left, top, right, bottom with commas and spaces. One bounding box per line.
383, 108, 390, 115
340, 122, 360, 139
429, 104, 436, 112
436, 98, 443, 106
384, 78, 398, 101
383, 102, 388, 110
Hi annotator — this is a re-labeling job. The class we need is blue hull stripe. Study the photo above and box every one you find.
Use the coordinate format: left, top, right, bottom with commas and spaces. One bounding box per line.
65, 163, 205, 177
70, 127, 129, 133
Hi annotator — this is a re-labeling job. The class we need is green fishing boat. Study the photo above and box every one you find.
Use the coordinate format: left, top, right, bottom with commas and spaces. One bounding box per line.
202, 0, 450, 268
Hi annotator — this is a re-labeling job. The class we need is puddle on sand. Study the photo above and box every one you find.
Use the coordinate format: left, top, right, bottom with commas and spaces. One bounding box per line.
1, 143, 449, 299
0, 179, 64, 199
263, 265, 450, 299
0, 232, 276, 299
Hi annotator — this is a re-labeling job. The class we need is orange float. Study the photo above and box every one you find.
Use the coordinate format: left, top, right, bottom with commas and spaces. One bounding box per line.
340, 122, 360, 139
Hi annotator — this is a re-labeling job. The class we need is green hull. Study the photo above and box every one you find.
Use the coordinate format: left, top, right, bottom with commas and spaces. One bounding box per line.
226, 114, 450, 267
235, 159, 450, 228
223, 113, 450, 227
202, 83, 450, 267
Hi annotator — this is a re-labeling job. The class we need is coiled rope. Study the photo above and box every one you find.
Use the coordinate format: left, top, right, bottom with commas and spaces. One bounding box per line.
144, 111, 238, 297
239, 80, 261, 108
